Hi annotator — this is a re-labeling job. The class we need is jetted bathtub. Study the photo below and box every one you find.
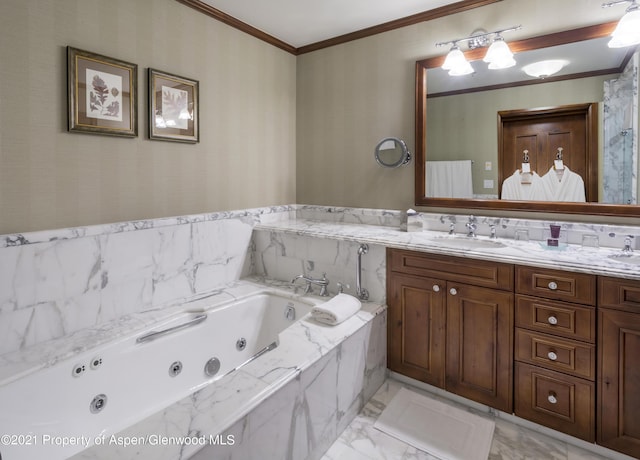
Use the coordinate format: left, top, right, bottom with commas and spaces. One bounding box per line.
0, 291, 318, 460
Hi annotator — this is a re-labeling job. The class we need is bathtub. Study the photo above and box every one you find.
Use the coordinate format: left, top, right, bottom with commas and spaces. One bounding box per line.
0, 290, 318, 460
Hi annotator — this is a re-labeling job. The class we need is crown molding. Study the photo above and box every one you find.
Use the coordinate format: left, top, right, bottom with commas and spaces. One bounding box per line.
176, 0, 503, 55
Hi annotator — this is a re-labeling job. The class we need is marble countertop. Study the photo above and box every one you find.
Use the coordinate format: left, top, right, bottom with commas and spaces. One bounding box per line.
255, 217, 640, 280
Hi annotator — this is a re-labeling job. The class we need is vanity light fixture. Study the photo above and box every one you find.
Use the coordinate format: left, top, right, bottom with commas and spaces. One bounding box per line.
436, 25, 521, 76
603, 0, 640, 48
483, 35, 516, 69
522, 59, 568, 78
442, 44, 474, 76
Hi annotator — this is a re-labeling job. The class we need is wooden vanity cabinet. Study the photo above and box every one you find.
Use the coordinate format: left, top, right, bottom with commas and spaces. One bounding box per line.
387, 272, 446, 387
598, 277, 640, 458
387, 249, 514, 412
514, 266, 596, 442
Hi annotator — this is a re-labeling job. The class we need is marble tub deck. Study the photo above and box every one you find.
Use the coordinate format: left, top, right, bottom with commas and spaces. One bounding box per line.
322, 378, 629, 460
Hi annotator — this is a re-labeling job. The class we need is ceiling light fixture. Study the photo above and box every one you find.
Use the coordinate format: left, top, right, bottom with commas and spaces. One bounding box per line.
522, 60, 568, 79
436, 25, 521, 76
603, 0, 640, 48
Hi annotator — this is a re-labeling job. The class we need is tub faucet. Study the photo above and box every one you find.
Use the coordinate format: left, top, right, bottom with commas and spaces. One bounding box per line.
291, 273, 330, 296
466, 216, 477, 238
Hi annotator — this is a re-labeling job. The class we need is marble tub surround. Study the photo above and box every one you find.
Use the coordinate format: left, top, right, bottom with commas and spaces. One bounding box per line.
63, 280, 387, 460
189, 302, 387, 460
0, 206, 298, 356
252, 229, 387, 303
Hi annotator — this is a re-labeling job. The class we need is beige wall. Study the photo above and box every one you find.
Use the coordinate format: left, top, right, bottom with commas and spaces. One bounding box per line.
4, 0, 640, 234
296, 0, 640, 223
0, 0, 297, 234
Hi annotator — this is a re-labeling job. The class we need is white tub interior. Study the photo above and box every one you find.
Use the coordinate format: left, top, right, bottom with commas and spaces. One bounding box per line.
0, 291, 316, 460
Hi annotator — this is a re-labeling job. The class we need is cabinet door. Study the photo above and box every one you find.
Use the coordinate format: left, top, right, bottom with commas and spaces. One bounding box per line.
598, 308, 640, 458
387, 273, 446, 387
446, 283, 514, 412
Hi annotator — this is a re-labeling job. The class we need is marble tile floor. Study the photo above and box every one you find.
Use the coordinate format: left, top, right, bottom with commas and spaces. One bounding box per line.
321, 378, 621, 460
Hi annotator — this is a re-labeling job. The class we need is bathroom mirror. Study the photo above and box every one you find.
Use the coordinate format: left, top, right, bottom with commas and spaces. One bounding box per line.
375, 137, 412, 168
415, 21, 640, 217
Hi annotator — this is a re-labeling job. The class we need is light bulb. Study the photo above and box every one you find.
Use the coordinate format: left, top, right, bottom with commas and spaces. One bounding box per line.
608, 7, 640, 48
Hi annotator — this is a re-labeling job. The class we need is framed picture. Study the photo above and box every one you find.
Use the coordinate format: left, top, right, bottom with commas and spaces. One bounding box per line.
148, 69, 199, 143
67, 47, 138, 137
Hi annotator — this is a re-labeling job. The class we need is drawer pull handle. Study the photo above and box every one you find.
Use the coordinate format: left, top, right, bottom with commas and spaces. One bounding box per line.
433, 285, 440, 292
547, 316, 558, 325
547, 351, 558, 361
548, 281, 558, 290
449, 288, 458, 296
548, 393, 558, 404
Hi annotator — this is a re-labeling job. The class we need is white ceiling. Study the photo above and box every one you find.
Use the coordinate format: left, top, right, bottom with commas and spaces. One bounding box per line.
200, 0, 461, 48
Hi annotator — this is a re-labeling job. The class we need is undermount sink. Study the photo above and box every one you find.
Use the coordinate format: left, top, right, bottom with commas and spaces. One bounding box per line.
428, 235, 507, 249
608, 253, 640, 265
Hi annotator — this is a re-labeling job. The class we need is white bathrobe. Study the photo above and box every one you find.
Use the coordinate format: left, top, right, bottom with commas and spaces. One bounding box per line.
501, 170, 546, 201
541, 166, 586, 202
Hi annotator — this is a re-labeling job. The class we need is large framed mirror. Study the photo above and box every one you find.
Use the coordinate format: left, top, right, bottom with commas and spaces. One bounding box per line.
415, 22, 640, 217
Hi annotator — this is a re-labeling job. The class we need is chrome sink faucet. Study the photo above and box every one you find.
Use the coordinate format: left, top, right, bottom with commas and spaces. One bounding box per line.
466, 216, 477, 238
623, 236, 634, 254
447, 215, 457, 235
291, 273, 330, 296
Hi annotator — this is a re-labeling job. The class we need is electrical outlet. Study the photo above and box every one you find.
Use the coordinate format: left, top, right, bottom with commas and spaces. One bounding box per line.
484, 180, 494, 189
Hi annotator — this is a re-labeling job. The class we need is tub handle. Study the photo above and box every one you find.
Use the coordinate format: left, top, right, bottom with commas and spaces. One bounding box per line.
136, 314, 207, 344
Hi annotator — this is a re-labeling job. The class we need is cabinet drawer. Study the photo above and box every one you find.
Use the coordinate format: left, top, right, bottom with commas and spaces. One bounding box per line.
515, 362, 594, 442
599, 276, 640, 312
516, 266, 595, 305
388, 249, 513, 291
515, 329, 595, 380
515, 295, 595, 343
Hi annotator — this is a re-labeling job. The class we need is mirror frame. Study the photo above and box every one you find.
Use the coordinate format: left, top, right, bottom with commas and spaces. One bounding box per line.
415, 21, 640, 217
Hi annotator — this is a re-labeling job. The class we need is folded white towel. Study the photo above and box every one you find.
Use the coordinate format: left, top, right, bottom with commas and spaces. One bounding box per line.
311, 293, 361, 325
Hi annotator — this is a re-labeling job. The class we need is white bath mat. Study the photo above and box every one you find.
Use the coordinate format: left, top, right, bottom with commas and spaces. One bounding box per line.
373, 387, 495, 460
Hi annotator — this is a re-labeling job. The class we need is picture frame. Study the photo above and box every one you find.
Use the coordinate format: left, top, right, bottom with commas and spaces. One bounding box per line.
148, 69, 199, 143
67, 47, 138, 137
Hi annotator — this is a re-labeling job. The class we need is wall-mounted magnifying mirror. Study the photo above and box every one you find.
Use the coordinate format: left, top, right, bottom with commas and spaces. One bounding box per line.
374, 137, 412, 168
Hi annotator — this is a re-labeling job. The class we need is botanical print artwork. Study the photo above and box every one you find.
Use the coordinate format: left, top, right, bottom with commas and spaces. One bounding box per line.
86, 69, 123, 121
148, 68, 197, 142
161, 85, 189, 129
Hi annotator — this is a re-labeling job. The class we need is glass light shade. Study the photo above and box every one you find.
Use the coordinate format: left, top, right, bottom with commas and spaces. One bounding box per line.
442, 46, 465, 70
483, 38, 515, 69
448, 60, 474, 76
608, 7, 640, 48
522, 59, 567, 78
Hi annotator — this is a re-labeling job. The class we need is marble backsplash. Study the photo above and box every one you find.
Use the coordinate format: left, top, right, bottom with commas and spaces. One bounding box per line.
2, 203, 640, 357
0, 207, 291, 356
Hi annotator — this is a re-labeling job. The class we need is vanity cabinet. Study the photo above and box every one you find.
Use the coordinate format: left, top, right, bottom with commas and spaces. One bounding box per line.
387, 249, 514, 412
598, 277, 640, 458
514, 266, 596, 442
386, 247, 640, 456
